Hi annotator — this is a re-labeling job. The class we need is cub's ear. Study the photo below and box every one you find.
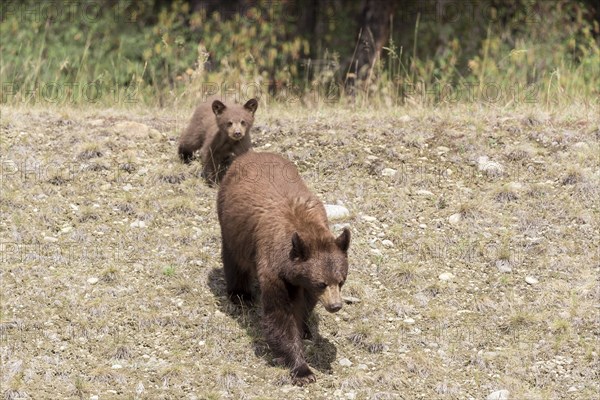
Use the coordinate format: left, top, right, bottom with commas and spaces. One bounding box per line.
212, 100, 226, 116
335, 228, 350, 253
290, 232, 309, 261
243, 98, 258, 115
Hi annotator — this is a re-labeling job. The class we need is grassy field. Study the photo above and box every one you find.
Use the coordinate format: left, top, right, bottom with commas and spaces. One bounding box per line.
1, 101, 599, 399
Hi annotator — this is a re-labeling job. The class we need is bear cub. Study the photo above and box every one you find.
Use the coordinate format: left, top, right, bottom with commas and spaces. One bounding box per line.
217, 151, 351, 386
178, 97, 258, 185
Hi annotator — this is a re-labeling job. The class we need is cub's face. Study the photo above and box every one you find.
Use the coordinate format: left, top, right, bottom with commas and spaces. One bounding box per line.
212, 99, 258, 141
290, 228, 351, 313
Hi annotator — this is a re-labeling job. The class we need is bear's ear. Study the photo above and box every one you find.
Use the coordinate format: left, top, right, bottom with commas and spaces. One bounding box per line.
335, 228, 350, 253
243, 98, 258, 115
212, 100, 226, 116
290, 232, 309, 261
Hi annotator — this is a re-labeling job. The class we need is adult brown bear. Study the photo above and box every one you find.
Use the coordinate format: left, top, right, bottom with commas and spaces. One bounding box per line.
217, 152, 350, 386
178, 97, 258, 185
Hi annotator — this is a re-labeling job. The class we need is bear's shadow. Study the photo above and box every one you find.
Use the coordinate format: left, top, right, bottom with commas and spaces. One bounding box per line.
207, 267, 337, 374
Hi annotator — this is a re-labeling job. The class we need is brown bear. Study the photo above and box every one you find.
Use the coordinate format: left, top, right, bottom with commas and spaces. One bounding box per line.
178, 97, 258, 185
217, 151, 351, 386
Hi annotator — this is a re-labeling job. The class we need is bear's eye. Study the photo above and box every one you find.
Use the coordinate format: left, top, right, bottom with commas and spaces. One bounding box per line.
241, 120, 246, 126
317, 282, 327, 290
227, 121, 233, 127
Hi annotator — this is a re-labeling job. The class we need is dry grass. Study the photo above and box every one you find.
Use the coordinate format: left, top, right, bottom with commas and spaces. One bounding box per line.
1, 102, 599, 399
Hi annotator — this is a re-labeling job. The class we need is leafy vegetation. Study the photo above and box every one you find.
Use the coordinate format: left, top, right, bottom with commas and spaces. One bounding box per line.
1, 0, 598, 108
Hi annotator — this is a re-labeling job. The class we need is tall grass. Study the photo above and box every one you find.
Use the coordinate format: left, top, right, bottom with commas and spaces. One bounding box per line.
0, 0, 598, 109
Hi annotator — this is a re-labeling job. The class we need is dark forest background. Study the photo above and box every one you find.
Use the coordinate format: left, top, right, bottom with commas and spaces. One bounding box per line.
1, 0, 599, 106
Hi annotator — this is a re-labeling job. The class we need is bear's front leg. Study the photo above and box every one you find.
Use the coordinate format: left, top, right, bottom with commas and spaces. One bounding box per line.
262, 287, 316, 386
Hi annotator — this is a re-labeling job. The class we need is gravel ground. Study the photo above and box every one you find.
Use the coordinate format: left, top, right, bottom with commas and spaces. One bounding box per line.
1, 103, 599, 399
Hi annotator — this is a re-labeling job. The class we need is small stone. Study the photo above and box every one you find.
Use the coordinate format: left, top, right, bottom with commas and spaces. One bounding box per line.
403, 317, 415, 324
346, 391, 357, 400
370, 248, 383, 257
123, 183, 133, 191
339, 358, 353, 367
437, 146, 450, 153
525, 276, 539, 285
567, 386, 577, 392
439, 272, 454, 281
507, 181, 523, 191
487, 390, 509, 400
448, 213, 462, 225
44, 236, 58, 242
416, 189, 434, 197
89, 396, 99, 400
324, 204, 350, 220
381, 239, 394, 248
478, 156, 504, 176
381, 168, 397, 177
111, 364, 123, 369
398, 115, 411, 123
87, 277, 99, 285
418, 224, 427, 229
60, 226, 73, 233
357, 363, 368, 370
130, 220, 147, 228
362, 215, 377, 222
496, 259, 512, 273
198, 340, 206, 346
342, 296, 361, 304
69, 204, 79, 211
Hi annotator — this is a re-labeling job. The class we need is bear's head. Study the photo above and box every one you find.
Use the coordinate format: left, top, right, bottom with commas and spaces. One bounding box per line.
212, 98, 258, 141
289, 228, 351, 313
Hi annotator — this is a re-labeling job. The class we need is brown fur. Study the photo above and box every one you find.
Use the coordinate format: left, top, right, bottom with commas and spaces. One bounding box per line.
178, 97, 258, 185
217, 152, 351, 386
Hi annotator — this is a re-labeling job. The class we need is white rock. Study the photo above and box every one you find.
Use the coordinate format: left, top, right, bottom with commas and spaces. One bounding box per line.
111, 364, 123, 369
122, 183, 133, 191
89, 396, 99, 400
130, 220, 147, 228
487, 389, 509, 400
567, 386, 577, 392
478, 156, 504, 176
418, 224, 427, 229
381, 168, 397, 177
339, 358, 353, 367
61, 226, 73, 233
416, 189, 434, 197
439, 272, 455, 281
525, 276, 539, 285
357, 363, 368, 370
324, 204, 350, 220
362, 215, 377, 222
342, 296, 361, 304
496, 259, 512, 273
437, 146, 450, 153
381, 239, 394, 248
346, 391, 357, 400
87, 277, 99, 285
398, 115, 411, 123
403, 317, 415, 324
448, 213, 462, 225
370, 248, 383, 257
44, 236, 58, 242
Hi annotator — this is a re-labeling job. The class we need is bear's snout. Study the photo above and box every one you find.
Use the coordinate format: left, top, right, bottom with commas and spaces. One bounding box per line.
320, 285, 343, 313
325, 302, 342, 313
232, 131, 243, 139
